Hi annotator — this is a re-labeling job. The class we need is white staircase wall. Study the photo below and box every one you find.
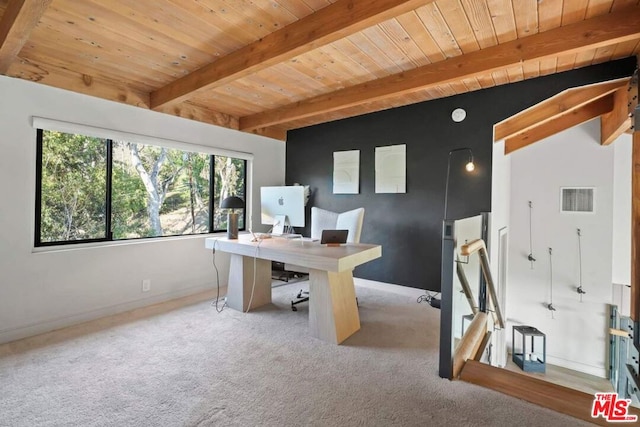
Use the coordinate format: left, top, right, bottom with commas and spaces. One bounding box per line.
506, 118, 626, 378
489, 139, 511, 368
612, 137, 632, 289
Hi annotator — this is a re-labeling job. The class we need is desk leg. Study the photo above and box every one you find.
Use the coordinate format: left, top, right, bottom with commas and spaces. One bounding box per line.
308, 269, 360, 344
226, 254, 272, 312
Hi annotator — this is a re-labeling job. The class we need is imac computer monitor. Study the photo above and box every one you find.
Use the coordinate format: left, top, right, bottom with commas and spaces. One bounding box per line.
260, 186, 305, 228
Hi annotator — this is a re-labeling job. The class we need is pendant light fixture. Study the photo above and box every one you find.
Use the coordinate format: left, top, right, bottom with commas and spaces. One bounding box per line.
576, 228, 586, 301
527, 201, 536, 268
547, 247, 556, 318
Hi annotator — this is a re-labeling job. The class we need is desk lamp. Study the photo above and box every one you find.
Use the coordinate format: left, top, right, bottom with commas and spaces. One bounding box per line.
220, 196, 244, 239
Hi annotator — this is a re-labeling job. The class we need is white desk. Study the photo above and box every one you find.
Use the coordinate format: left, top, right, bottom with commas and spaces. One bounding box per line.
205, 235, 382, 344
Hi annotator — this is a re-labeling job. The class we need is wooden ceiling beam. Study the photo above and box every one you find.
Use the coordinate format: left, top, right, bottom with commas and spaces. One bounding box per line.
0, 0, 52, 74
605, 65, 639, 141
154, 101, 239, 130
150, 0, 433, 110
504, 95, 614, 154
7, 57, 238, 130
495, 79, 627, 141
248, 126, 288, 142
239, 6, 640, 131
8, 57, 150, 107
601, 86, 633, 145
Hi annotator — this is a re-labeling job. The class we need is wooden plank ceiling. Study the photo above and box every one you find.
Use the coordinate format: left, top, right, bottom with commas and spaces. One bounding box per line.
0, 0, 639, 141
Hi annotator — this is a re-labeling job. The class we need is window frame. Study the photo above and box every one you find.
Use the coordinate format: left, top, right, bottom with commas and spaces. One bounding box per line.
34, 124, 249, 247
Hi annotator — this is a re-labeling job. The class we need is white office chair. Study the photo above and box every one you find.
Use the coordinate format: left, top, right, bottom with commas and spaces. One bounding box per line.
309, 206, 364, 244
290, 207, 365, 310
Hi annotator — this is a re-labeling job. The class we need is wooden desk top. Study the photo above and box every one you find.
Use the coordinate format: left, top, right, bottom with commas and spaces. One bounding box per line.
205, 235, 381, 272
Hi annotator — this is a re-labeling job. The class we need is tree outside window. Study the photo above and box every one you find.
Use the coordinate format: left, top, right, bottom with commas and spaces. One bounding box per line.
36, 130, 246, 246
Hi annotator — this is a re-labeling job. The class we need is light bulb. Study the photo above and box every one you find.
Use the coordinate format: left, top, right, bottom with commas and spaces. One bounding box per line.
465, 161, 475, 172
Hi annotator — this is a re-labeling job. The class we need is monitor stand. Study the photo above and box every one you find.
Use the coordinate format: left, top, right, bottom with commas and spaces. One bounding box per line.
272, 215, 287, 235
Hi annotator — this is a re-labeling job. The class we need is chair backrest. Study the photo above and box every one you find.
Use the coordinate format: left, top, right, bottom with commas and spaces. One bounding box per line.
310, 207, 365, 243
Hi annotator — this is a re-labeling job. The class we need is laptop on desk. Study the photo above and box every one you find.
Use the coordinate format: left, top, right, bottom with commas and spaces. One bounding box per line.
320, 229, 348, 246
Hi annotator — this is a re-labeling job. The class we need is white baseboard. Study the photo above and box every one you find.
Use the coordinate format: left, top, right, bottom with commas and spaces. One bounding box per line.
1, 278, 425, 345
0, 283, 221, 345
545, 354, 607, 379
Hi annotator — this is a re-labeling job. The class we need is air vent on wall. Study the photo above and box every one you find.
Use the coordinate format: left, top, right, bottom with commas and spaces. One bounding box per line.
560, 187, 595, 213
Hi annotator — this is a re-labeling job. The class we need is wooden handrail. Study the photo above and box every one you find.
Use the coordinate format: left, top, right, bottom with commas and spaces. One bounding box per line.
474, 331, 492, 362
460, 239, 505, 329
452, 312, 488, 378
610, 327, 631, 338
460, 239, 485, 256
456, 255, 479, 315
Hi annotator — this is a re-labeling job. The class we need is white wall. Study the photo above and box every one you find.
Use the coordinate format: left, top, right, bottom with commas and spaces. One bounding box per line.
612, 134, 632, 286
0, 76, 286, 344
507, 119, 618, 378
611, 135, 632, 317
490, 139, 511, 367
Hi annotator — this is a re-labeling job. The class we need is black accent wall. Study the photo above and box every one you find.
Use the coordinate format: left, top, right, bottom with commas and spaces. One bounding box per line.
286, 57, 636, 291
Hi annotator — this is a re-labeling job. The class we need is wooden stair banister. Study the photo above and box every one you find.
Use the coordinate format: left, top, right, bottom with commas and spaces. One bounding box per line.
456, 255, 479, 315
460, 239, 505, 329
452, 312, 488, 378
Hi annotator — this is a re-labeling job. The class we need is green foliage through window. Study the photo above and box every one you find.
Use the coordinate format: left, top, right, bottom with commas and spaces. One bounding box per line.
38, 131, 107, 242
36, 129, 246, 246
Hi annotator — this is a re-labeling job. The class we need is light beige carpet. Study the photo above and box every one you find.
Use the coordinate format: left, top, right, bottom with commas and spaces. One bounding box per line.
0, 280, 590, 426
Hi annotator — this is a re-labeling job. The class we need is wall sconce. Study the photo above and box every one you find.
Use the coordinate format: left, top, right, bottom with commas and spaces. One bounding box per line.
443, 147, 475, 221
220, 196, 245, 239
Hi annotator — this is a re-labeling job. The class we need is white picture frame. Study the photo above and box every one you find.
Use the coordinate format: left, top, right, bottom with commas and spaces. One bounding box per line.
333, 150, 360, 194
375, 144, 406, 194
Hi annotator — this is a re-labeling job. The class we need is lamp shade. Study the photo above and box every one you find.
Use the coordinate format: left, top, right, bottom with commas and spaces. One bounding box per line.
220, 196, 244, 209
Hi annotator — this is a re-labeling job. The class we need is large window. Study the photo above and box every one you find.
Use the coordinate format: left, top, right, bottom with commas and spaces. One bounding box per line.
35, 129, 246, 246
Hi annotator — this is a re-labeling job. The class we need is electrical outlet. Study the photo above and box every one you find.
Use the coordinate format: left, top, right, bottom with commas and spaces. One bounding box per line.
142, 279, 151, 292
